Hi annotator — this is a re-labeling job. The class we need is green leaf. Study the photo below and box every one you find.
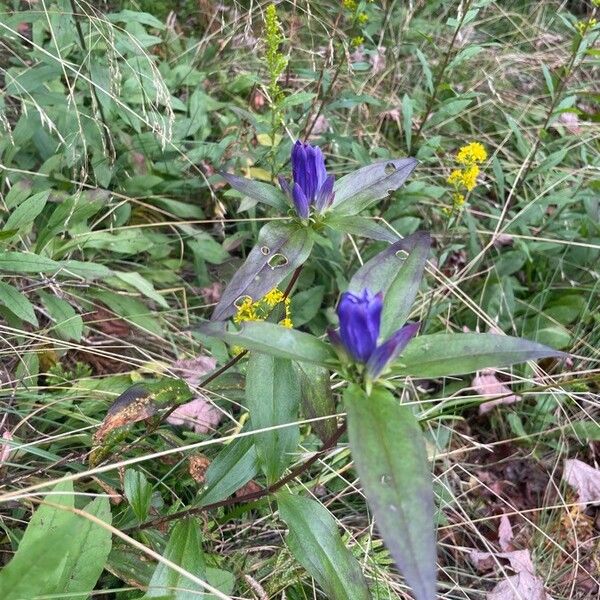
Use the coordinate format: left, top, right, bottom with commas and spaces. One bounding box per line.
332, 158, 418, 216
143, 518, 208, 600
277, 491, 371, 600
2, 190, 50, 235
220, 172, 289, 211
289, 285, 324, 327
0, 251, 60, 273
348, 231, 430, 335
0, 281, 38, 325
115, 271, 169, 308
199, 321, 334, 365
345, 385, 436, 600
296, 363, 337, 443
211, 222, 314, 321
39, 291, 83, 341
55, 496, 113, 596
90, 290, 163, 337
326, 215, 399, 242
380, 232, 430, 338
124, 469, 153, 522
246, 354, 300, 483
0, 482, 112, 599
198, 434, 259, 506
396, 333, 565, 378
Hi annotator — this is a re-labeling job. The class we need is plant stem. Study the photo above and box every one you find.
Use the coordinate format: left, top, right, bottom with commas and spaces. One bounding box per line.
131, 420, 347, 532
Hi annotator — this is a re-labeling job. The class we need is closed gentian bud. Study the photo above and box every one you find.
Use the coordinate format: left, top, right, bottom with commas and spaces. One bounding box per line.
334, 288, 420, 380
280, 140, 335, 217
337, 290, 383, 362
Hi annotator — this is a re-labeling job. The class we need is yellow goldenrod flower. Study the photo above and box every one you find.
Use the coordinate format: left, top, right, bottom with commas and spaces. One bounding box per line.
447, 169, 463, 186
452, 192, 466, 209
577, 18, 597, 35
263, 288, 285, 307
351, 35, 364, 46
358, 12, 369, 24
461, 165, 479, 192
456, 142, 487, 166
343, 0, 357, 9
233, 288, 293, 337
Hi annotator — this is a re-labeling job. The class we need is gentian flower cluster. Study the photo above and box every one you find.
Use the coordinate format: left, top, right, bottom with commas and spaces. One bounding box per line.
329, 289, 419, 380
279, 141, 335, 218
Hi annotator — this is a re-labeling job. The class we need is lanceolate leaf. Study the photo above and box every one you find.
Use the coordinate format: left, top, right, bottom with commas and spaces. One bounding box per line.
143, 518, 207, 599
349, 231, 429, 304
199, 321, 334, 365
247, 353, 300, 483
380, 232, 430, 338
198, 433, 259, 506
345, 385, 436, 600
296, 362, 337, 443
211, 222, 314, 321
0, 281, 38, 325
332, 157, 418, 215
220, 172, 289, 211
278, 491, 371, 600
0, 482, 112, 599
396, 333, 565, 378
326, 215, 400, 243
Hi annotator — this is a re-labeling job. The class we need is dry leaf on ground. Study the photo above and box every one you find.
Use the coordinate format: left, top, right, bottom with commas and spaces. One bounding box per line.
563, 459, 600, 506
473, 369, 521, 415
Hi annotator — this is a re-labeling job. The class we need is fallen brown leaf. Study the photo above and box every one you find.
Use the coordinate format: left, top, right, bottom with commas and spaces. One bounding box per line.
473, 369, 521, 415
563, 459, 600, 506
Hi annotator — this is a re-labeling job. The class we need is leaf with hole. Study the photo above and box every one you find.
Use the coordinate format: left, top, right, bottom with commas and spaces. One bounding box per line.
211, 222, 313, 321
332, 157, 418, 215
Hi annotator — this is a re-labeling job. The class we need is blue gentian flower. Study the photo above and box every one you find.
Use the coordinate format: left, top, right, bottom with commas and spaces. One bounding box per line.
279, 140, 335, 218
329, 289, 419, 379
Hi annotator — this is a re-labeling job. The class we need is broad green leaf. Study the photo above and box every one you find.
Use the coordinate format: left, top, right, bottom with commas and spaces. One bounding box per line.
220, 172, 289, 211
211, 222, 314, 321
345, 385, 436, 600
349, 231, 430, 334
0, 281, 38, 325
39, 291, 83, 341
199, 321, 334, 365
0, 481, 112, 599
143, 518, 207, 599
380, 231, 430, 338
326, 215, 399, 242
2, 190, 49, 234
247, 353, 300, 483
289, 285, 324, 327
396, 333, 564, 378
124, 469, 153, 522
61, 260, 112, 280
278, 491, 371, 600
332, 158, 418, 215
296, 363, 337, 443
0, 251, 60, 273
199, 434, 259, 506
55, 496, 113, 596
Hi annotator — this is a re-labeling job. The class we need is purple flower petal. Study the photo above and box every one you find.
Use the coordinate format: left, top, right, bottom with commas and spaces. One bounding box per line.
366, 322, 420, 379
278, 175, 292, 197
292, 182, 310, 218
292, 141, 307, 194
315, 174, 335, 212
337, 289, 382, 362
